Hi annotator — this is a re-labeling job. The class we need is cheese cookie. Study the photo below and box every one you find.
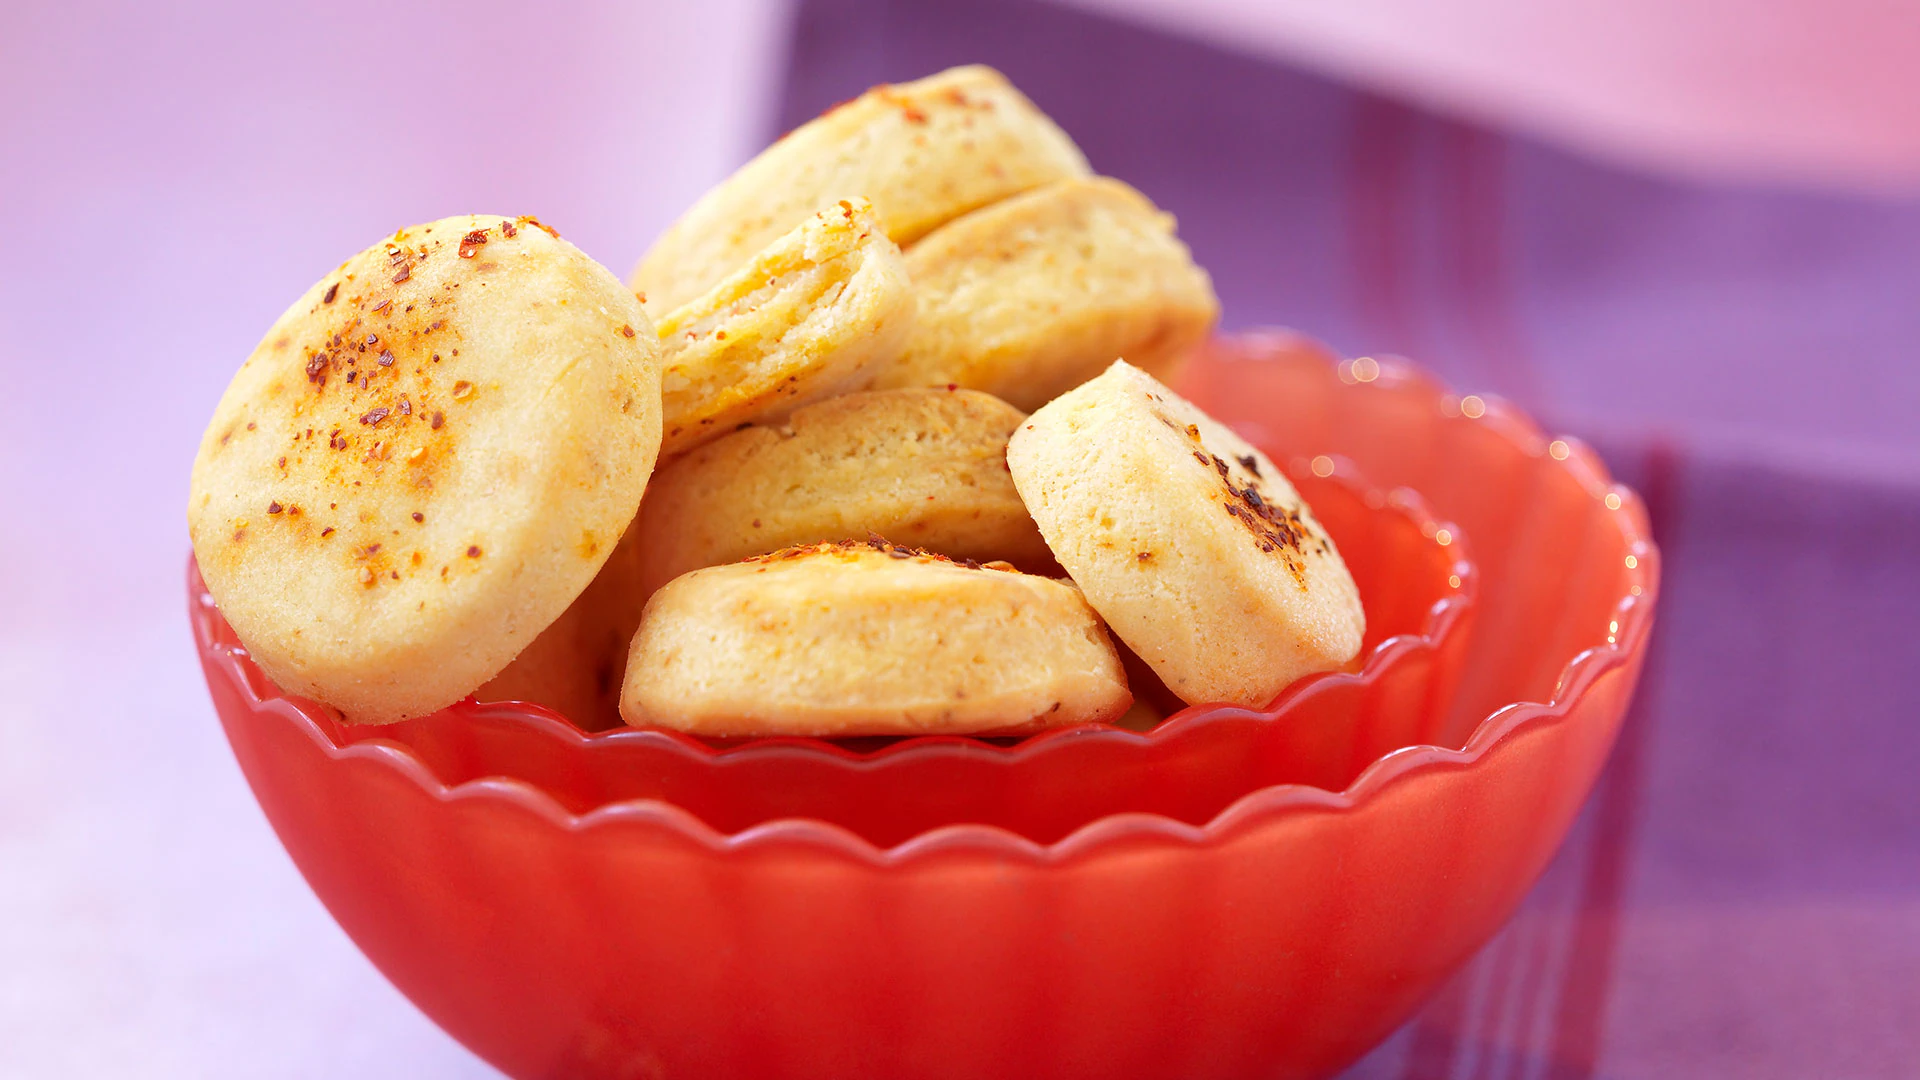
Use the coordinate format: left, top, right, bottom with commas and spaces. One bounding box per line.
873, 177, 1219, 410
1006, 361, 1362, 707
189, 214, 663, 724
620, 540, 1131, 737
634, 387, 1051, 595
632, 65, 1089, 314
655, 198, 912, 456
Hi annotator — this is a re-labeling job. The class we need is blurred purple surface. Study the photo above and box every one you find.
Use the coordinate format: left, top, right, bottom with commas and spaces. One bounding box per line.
782, 0, 1920, 473
780, 3, 1920, 1077
3, 0, 1917, 1076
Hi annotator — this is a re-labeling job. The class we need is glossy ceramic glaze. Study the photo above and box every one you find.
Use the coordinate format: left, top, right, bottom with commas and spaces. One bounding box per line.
196, 332, 1658, 1080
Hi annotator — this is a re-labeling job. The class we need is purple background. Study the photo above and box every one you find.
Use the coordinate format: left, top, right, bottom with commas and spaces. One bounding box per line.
4, 0, 1916, 1076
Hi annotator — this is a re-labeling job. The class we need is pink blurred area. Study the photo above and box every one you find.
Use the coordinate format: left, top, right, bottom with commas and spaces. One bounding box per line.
1066, 0, 1920, 193
0, 1, 784, 1075
0, 0, 786, 615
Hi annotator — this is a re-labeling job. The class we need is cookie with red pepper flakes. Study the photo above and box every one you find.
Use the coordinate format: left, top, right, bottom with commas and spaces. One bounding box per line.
188, 214, 663, 724
653, 197, 913, 456
871, 177, 1219, 411
632, 64, 1089, 315
620, 540, 1131, 737
1006, 360, 1363, 708
634, 386, 1052, 597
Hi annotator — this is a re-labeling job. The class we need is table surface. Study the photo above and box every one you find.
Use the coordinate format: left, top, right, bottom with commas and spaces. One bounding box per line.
5, 1, 1917, 1077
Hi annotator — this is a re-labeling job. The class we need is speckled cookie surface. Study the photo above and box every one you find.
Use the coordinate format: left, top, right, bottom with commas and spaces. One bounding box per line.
634, 387, 1050, 596
632, 64, 1089, 314
189, 214, 663, 723
654, 198, 912, 456
872, 177, 1218, 410
621, 541, 1131, 737
1006, 361, 1362, 707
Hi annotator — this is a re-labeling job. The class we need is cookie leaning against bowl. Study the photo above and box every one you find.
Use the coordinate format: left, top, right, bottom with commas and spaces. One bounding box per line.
621, 540, 1132, 737
189, 214, 663, 724
632, 64, 1089, 314
654, 197, 913, 457
1006, 360, 1363, 708
871, 177, 1218, 411
634, 387, 1052, 596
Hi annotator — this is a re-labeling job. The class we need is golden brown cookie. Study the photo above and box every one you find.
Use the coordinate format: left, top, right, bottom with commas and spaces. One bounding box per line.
632, 65, 1089, 314
634, 387, 1051, 595
654, 197, 912, 456
872, 177, 1219, 410
1006, 361, 1363, 707
189, 214, 663, 724
620, 540, 1132, 737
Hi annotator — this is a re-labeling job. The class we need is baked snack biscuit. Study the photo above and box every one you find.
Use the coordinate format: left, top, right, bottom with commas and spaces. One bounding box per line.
1006, 360, 1363, 707
620, 540, 1132, 737
655, 198, 912, 456
634, 387, 1051, 595
632, 65, 1089, 314
475, 522, 646, 732
872, 177, 1219, 410
189, 214, 663, 724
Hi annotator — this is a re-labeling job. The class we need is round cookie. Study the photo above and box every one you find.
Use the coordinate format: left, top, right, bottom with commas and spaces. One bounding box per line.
620, 540, 1132, 737
655, 197, 913, 457
872, 177, 1219, 411
632, 64, 1089, 314
475, 521, 647, 732
634, 387, 1052, 596
1006, 360, 1363, 708
189, 214, 663, 724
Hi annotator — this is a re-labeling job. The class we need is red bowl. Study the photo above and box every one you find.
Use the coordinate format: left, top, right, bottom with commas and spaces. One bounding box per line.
196, 332, 1658, 1080
281, 455, 1474, 850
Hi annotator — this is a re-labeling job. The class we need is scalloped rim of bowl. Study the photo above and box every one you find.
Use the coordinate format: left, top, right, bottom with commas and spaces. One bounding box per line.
193, 336, 1657, 866
195, 455, 1474, 783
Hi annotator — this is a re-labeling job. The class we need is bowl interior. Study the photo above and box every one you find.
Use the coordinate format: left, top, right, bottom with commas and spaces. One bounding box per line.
276, 457, 1471, 846
1179, 334, 1648, 738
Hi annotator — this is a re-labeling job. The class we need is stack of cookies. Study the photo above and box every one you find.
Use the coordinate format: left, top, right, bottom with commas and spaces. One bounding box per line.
188, 66, 1364, 738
